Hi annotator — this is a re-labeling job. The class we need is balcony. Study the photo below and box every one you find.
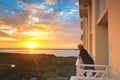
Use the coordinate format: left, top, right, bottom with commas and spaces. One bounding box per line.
80, 5, 88, 18
80, 34, 83, 41
70, 58, 116, 80
80, 21, 83, 29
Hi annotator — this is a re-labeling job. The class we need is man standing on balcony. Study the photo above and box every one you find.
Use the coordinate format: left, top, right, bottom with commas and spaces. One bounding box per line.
77, 44, 95, 76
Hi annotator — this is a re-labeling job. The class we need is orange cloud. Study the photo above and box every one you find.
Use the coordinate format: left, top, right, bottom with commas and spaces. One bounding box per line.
57, 11, 63, 15
31, 4, 45, 9
0, 25, 17, 36
0, 11, 31, 27
25, 4, 45, 11
13, 27, 55, 41
46, 0, 57, 4
0, 21, 3, 26
37, 10, 44, 15
32, 23, 61, 31
0, 37, 17, 41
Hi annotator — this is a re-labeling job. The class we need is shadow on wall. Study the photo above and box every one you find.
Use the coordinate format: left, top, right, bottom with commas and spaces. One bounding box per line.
109, 43, 120, 79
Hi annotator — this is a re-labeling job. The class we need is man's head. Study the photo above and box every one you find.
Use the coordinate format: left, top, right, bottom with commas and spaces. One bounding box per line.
77, 44, 84, 50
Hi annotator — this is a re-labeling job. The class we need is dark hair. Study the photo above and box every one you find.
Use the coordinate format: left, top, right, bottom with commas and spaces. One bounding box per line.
77, 44, 84, 48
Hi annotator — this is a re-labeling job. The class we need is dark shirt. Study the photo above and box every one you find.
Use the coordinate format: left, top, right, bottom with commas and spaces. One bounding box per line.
79, 49, 94, 64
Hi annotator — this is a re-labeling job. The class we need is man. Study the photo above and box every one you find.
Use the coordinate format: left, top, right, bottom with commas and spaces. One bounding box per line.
78, 44, 95, 76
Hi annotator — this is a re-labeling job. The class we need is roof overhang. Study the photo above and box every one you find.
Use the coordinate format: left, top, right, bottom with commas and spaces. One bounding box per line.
79, 0, 91, 18
79, 0, 91, 5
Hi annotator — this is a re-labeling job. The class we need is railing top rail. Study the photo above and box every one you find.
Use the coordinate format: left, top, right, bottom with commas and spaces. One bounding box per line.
75, 58, 110, 68
79, 70, 106, 73
77, 64, 110, 68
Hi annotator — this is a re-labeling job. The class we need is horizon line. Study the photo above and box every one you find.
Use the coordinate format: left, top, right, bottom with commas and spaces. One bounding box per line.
0, 48, 78, 50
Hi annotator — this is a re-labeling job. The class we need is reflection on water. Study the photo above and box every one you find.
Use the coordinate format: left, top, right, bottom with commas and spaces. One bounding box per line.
29, 49, 35, 54
0, 49, 79, 57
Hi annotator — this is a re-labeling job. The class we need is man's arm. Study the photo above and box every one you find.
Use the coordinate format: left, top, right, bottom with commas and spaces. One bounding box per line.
77, 56, 81, 59
78, 50, 83, 59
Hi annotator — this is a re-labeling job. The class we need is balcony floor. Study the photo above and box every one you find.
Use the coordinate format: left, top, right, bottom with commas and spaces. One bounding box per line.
70, 76, 116, 80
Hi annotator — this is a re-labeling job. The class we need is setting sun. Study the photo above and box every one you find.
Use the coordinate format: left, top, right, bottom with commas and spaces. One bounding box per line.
26, 42, 38, 48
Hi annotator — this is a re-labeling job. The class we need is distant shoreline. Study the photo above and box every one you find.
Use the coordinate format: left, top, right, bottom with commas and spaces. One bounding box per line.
0, 48, 79, 57
0, 48, 78, 50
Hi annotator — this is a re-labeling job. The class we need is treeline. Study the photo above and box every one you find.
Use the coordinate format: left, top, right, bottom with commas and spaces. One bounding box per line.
0, 53, 76, 80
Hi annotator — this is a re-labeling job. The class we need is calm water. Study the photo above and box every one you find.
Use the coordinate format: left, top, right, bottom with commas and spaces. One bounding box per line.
0, 48, 79, 57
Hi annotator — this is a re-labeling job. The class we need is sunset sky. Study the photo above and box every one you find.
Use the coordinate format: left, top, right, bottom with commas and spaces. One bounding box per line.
0, 0, 82, 49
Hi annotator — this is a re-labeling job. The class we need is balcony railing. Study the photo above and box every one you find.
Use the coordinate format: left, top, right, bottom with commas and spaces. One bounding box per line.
76, 58, 109, 78
70, 58, 116, 80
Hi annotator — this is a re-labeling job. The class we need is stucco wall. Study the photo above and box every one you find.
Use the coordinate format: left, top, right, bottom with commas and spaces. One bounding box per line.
108, 0, 120, 78
96, 25, 108, 65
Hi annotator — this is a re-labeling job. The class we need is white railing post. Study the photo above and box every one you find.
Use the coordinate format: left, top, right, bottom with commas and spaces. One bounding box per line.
106, 66, 109, 78
75, 58, 80, 77
75, 58, 83, 77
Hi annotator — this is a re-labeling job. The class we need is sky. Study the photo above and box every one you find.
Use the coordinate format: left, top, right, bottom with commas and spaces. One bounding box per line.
0, 0, 82, 49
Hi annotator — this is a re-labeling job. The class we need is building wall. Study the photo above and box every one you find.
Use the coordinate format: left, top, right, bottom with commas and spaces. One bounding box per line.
88, 3, 92, 55
82, 18, 88, 50
80, 0, 120, 79
91, 0, 97, 60
108, 0, 120, 78
91, 0, 120, 78
91, 0, 109, 65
